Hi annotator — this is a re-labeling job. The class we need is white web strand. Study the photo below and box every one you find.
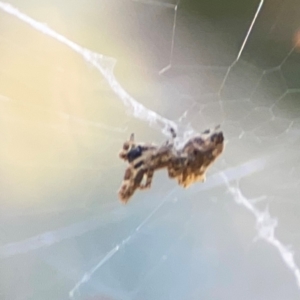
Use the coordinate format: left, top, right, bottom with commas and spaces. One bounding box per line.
218, 0, 264, 94
158, 0, 180, 75
132, 0, 176, 9
0, 2, 177, 136
0, 158, 264, 259
69, 188, 177, 299
221, 173, 300, 289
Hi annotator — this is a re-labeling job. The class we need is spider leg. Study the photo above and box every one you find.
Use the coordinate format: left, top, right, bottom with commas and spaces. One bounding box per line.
182, 170, 202, 188
176, 154, 192, 185
180, 176, 193, 188
161, 127, 177, 147
167, 155, 186, 179
129, 133, 134, 142
118, 167, 134, 202
119, 133, 136, 161
196, 173, 206, 182
177, 151, 202, 188
178, 168, 189, 187
140, 168, 154, 189
118, 168, 145, 203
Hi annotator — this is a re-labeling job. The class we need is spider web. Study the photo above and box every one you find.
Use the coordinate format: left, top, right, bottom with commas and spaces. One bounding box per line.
1, 0, 300, 299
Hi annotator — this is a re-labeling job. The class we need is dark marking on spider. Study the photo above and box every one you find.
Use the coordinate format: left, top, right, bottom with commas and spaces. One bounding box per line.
127, 146, 143, 163
210, 132, 224, 144
134, 161, 144, 169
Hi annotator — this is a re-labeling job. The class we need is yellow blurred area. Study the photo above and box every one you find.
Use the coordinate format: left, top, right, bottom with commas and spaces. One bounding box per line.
293, 30, 300, 51
0, 1, 161, 209
0, 7, 102, 207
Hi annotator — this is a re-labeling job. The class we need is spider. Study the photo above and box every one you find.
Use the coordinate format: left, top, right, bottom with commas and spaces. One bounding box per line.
118, 126, 224, 203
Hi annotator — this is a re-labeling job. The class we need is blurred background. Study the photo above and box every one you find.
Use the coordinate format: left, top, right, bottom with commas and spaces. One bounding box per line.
1, 0, 300, 299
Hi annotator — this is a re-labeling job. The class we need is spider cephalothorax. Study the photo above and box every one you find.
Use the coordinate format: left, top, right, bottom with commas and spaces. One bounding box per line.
118, 126, 224, 203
